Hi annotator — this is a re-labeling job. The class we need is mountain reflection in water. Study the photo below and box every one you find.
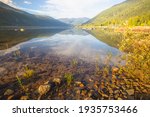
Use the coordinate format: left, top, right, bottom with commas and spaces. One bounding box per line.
0, 28, 122, 64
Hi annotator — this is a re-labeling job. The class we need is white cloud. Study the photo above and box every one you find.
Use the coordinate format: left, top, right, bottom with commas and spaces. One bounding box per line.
0, 0, 126, 18
24, 1, 32, 5
41, 0, 125, 18
0, 0, 12, 5
20, 7, 45, 15
0, 0, 18, 8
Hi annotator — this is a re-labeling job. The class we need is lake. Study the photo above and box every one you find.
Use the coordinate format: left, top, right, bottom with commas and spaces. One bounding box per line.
0, 28, 122, 63
0, 28, 123, 99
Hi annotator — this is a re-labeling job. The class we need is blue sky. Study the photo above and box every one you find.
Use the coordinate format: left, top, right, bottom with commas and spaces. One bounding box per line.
0, 0, 125, 18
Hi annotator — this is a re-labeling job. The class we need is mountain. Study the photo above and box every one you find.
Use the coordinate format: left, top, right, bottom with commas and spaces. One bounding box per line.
0, 1, 69, 27
59, 17, 90, 26
84, 0, 150, 26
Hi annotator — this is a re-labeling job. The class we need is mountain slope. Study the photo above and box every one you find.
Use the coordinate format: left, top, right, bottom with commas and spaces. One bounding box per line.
0, 2, 69, 27
84, 0, 150, 26
59, 17, 89, 26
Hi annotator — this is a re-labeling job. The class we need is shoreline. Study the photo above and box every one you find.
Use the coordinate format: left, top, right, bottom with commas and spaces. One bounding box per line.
0, 26, 72, 30
80, 26, 150, 33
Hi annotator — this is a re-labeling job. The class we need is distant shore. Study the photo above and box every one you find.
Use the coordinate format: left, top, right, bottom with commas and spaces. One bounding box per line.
80, 26, 150, 33
0, 26, 72, 30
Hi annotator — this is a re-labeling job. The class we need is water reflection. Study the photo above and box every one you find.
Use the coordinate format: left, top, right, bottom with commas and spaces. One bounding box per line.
0, 28, 122, 64
0, 29, 65, 50
87, 29, 123, 48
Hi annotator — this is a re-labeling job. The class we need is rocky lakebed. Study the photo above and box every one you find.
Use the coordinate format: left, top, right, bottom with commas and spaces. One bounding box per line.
0, 51, 150, 100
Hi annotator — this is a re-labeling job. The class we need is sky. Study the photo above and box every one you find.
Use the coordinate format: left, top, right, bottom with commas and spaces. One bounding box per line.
0, 0, 125, 18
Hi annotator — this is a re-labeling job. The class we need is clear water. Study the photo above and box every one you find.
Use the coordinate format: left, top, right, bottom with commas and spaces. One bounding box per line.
0, 28, 122, 64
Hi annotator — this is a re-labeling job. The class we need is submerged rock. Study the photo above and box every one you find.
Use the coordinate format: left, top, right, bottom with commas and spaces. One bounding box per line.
142, 89, 147, 93
112, 67, 119, 74
126, 89, 134, 96
75, 81, 82, 86
79, 83, 84, 88
44, 81, 50, 85
20, 96, 29, 100
84, 97, 93, 100
118, 97, 123, 100
53, 78, 61, 84
0, 67, 6, 74
4, 89, 14, 96
7, 95, 14, 100
144, 84, 150, 88
38, 85, 50, 96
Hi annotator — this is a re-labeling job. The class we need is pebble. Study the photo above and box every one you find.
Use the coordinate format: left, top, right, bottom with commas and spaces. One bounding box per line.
7, 95, 14, 100
109, 89, 113, 94
142, 89, 147, 93
0, 67, 5, 74
44, 81, 49, 85
38, 85, 50, 95
81, 90, 87, 96
88, 91, 93, 97
114, 94, 120, 99
84, 97, 92, 100
4, 89, 14, 96
135, 79, 139, 82
20, 96, 29, 100
114, 90, 120, 94
75, 81, 82, 85
79, 83, 84, 88
126, 89, 134, 96
133, 82, 139, 87
135, 87, 140, 91
144, 84, 150, 88
102, 93, 109, 98
118, 97, 123, 100
89, 79, 93, 82
53, 78, 61, 84
76, 90, 81, 95
112, 67, 119, 74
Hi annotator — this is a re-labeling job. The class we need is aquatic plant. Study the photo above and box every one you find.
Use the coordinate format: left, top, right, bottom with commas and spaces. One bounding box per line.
16, 76, 24, 90
71, 58, 78, 67
16, 75, 30, 98
64, 73, 74, 86
23, 66, 34, 78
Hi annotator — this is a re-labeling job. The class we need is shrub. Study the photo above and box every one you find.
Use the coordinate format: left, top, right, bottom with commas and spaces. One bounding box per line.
119, 32, 150, 83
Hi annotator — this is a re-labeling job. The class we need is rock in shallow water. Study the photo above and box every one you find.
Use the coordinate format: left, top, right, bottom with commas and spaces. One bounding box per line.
53, 78, 61, 85
118, 97, 123, 100
4, 89, 14, 96
126, 89, 134, 96
7, 95, 14, 100
38, 85, 50, 96
20, 96, 29, 100
112, 67, 119, 74
0, 67, 6, 74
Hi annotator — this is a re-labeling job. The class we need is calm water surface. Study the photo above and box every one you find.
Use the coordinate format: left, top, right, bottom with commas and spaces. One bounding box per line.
0, 28, 122, 64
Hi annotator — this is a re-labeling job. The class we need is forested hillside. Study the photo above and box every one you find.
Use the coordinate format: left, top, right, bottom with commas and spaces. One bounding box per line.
0, 1, 69, 27
84, 0, 150, 26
